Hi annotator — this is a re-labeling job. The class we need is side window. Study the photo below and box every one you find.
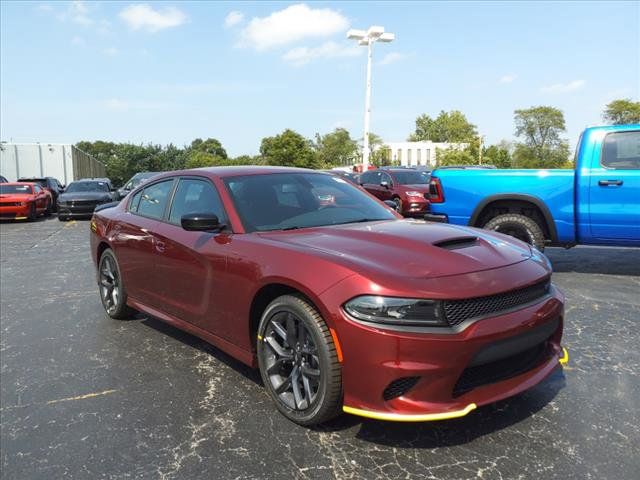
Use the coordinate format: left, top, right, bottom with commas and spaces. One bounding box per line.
168, 179, 227, 225
129, 189, 143, 213
381, 173, 392, 186
359, 171, 373, 184
601, 131, 640, 170
137, 180, 174, 220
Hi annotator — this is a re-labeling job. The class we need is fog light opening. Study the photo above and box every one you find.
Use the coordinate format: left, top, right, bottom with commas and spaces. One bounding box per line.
383, 376, 420, 401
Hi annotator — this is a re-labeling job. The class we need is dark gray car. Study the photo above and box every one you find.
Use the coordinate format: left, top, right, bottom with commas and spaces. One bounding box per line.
57, 179, 117, 221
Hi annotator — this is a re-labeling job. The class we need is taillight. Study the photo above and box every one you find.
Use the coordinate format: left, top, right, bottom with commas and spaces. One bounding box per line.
428, 178, 444, 203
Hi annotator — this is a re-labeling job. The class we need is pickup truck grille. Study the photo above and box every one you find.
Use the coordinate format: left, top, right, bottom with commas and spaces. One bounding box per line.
443, 280, 551, 327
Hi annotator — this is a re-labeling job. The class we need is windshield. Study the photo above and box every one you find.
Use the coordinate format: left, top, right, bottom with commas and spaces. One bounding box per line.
19, 178, 47, 187
0, 184, 33, 194
224, 172, 396, 232
65, 181, 109, 193
391, 171, 430, 185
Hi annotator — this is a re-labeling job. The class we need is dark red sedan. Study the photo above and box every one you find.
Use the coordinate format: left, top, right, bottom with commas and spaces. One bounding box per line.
90, 167, 567, 425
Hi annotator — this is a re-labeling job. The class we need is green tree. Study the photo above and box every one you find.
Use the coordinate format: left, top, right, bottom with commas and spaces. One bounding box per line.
260, 129, 319, 169
190, 138, 228, 159
483, 143, 513, 168
409, 110, 478, 142
185, 150, 219, 169
603, 99, 640, 125
513, 106, 570, 168
314, 128, 358, 168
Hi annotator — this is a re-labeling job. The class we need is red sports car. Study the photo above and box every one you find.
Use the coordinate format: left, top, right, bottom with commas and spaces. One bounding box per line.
0, 182, 53, 220
90, 167, 567, 426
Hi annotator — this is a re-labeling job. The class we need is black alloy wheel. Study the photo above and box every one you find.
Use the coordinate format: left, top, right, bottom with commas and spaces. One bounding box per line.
27, 203, 37, 221
257, 295, 342, 425
98, 249, 134, 319
44, 199, 52, 216
393, 197, 402, 213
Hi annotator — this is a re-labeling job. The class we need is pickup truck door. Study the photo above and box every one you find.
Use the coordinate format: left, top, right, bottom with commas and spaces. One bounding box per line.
588, 130, 640, 241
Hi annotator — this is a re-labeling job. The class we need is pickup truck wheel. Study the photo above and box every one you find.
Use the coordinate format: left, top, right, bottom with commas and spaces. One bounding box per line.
483, 213, 546, 251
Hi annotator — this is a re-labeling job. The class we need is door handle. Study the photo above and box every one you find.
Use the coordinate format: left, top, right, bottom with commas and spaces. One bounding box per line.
598, 179, 623, 187
154, 240, 166, 253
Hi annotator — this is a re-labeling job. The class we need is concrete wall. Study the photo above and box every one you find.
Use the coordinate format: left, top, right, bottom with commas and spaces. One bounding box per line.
0, 144, 104, 184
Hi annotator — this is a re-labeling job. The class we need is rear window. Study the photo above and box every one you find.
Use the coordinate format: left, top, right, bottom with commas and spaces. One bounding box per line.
0, 185, 33, 194
601, 131, 640, 170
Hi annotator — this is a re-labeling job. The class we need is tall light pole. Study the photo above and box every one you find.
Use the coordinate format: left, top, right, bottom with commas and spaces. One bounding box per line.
347, 26, 394, 171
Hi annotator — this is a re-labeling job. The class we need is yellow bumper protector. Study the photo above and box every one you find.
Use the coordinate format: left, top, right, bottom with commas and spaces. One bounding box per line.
343, 402, 477, 422
559, 347, 569, 365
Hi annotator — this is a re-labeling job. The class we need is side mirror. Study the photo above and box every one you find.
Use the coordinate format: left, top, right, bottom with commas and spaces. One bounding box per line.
181, 213, 224, 232
383, 200, 396, 208
380, 181, 390, 189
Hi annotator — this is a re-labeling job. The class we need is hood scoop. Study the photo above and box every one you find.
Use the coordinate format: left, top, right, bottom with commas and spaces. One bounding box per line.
433, 236, 479, 250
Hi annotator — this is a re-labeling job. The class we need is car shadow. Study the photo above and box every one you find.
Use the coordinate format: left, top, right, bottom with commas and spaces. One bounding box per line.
316, 369, 566, 447
546, 246, 640, 276
137, 314, 262, 386
134, 313, 566, 445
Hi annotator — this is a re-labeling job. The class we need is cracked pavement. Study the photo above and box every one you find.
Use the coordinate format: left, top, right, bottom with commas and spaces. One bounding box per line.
1, 217, 639, 479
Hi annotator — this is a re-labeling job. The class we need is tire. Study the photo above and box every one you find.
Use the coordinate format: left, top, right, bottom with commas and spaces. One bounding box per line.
58, 215, 67, 222
44, 199, 52, 217
393, 197, 403, 214
27, 203, 37, 221
98, 249, 135, 320
257, 294, 342, 426
483, 213, 546, 251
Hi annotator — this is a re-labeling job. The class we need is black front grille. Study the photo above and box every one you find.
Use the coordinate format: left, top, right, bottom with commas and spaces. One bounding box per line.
383, 376, 420, 401
0, 202, 21, 206
453, 342, 549, 397
443, 280, 551, 327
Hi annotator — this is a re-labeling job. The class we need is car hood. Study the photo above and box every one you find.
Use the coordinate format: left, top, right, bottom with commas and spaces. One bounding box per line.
258, 220, 532, 279
0, 193, 33, 200
59, 192, 111, 201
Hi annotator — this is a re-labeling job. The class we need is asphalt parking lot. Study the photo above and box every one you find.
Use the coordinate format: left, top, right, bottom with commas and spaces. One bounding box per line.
1, 216, 639, 480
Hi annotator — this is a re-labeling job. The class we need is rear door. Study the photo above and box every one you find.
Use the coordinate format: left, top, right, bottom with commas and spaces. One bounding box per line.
589, 130, 640, 241
111, 179, 175, 306
152, 177, 230, 335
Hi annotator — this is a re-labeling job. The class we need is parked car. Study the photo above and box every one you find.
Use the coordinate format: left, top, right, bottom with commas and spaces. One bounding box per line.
426, 125, 640, 250
0, 182, 52, 220
359, 168, 431, 216
58, 178, 117, 221
18, 176, 64, 211
90, 167, 566, 426
117, 172, 161, 199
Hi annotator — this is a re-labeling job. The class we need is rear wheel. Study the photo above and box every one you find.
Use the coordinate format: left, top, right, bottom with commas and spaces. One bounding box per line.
257, 295, 342, 426
98, 249, 134, 320
483, 213, 546, 250
44, 199, 52, 217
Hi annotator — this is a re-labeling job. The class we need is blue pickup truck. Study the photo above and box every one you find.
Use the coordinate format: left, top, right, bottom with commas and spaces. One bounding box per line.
426, 125, 640, 250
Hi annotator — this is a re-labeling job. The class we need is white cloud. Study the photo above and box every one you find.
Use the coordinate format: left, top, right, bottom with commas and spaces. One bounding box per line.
119, 4, 187, 33
541, 79, 586, 93
377, 52, 411, 66
282, 41, 361, 66
224, 11, 244, 28
239, 4, 349, 51
103, 47, 119, 57
68, 0, 93, 26
71, 36, 85, 46
499, 74, 517, 84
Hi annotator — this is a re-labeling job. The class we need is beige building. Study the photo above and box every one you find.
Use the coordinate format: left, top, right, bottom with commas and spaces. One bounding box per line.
379, 141, 466, 167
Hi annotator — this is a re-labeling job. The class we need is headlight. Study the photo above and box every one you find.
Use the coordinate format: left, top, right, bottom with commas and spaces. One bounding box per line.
344, 296, 447, 327
405, 191, 425, 197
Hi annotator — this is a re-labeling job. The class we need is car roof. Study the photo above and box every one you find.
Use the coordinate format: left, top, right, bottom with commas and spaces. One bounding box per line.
148, 166, 326, 181
2, 182, 36, 186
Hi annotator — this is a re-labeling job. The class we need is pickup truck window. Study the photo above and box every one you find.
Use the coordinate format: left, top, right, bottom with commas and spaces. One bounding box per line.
601, 131, 640, 170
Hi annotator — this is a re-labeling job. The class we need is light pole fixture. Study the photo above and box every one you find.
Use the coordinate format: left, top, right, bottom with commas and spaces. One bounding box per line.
347, 25, 395, 171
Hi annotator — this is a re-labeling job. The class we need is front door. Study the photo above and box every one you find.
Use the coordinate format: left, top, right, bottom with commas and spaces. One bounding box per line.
589, 130, 640, 242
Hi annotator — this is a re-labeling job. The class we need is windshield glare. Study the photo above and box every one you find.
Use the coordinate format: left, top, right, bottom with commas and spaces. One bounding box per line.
225, 173, 396, 232
0, 185, 33, 194
392, 171, 430, 185
66, 182, 109, 193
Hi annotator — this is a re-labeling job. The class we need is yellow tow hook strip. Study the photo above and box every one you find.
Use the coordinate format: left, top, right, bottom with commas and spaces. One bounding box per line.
559, 347, 569, 365
343, 403, 477, 422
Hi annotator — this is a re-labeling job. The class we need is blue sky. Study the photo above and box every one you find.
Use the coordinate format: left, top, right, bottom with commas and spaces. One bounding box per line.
1, 1, 638, 156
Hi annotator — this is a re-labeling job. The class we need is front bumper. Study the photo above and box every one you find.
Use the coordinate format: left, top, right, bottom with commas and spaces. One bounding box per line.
0, 204, 31, 220
58, 203, 103, 218
320, 268, 565, 421
402, 197, 429, 217
424, 213, 448, 223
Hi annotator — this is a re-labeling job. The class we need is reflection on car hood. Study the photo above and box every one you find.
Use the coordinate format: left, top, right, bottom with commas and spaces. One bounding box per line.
259, 220, 532, 278
59, 192, 112, 201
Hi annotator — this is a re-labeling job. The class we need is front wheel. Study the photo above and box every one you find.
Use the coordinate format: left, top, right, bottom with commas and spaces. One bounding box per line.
98, 249, 134, 319
257, 295, 342, 426
393, 197, 403, 214
483, 213, 546, 251
44, 199, 52, 217
27, 203, 37, 221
